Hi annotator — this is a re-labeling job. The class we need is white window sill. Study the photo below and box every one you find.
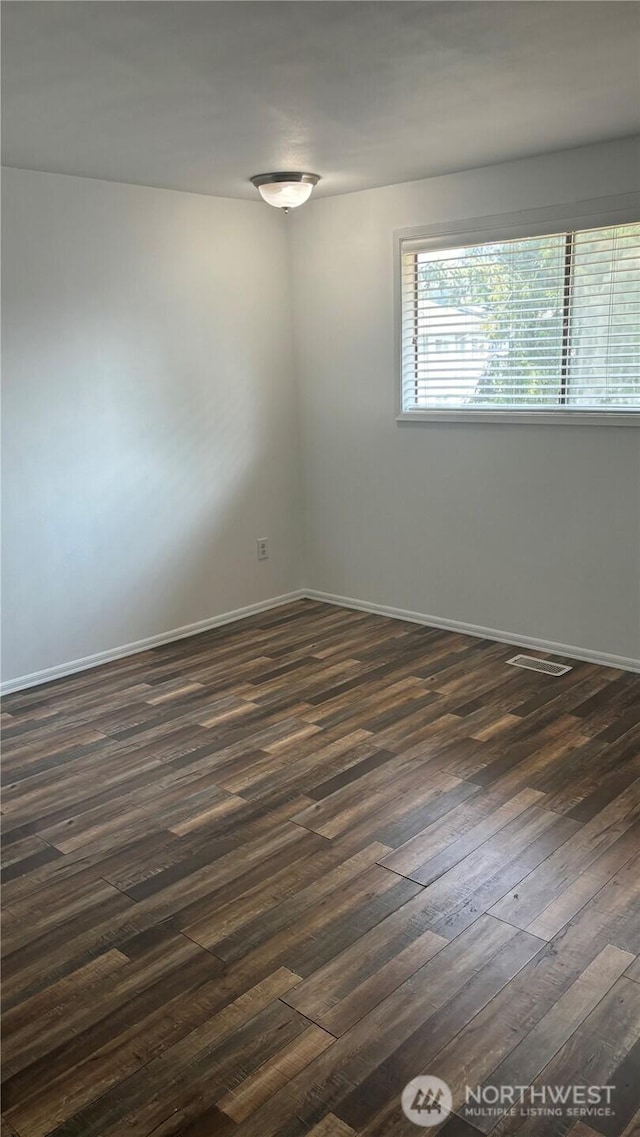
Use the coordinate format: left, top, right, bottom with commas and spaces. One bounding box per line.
396, 410, 640, 427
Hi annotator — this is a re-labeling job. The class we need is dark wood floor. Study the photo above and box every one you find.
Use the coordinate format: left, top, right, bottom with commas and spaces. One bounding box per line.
2, 599, 640, 1137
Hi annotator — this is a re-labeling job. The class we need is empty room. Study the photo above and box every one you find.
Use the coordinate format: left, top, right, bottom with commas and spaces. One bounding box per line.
2, 2, 640, 1135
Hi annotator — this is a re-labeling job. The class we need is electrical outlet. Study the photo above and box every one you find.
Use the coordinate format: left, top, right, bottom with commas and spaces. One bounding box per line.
257, 538, 269, 560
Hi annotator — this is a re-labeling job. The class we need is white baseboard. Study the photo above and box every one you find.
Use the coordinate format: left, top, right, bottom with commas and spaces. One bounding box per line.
0, 591, 306, 695
304, 589, 640, 674
3, 585, 637, 695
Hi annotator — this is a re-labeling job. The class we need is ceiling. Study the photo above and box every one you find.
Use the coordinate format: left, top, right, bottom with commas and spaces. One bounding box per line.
2, 1, 639, 200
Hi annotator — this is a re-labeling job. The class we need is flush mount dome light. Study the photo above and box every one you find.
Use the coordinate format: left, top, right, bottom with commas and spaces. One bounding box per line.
250, 172, 320, 212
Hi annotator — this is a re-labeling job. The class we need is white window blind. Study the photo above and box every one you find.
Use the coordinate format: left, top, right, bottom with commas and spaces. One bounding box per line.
400, 222, 640, 414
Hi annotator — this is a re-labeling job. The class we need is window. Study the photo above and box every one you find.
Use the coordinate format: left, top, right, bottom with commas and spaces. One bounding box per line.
400, 221, 640, 420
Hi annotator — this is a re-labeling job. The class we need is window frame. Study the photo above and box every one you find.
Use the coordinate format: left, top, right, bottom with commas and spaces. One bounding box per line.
395, 193, 640, 426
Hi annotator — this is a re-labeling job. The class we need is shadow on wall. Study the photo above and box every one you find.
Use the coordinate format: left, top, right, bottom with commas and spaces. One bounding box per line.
1, 321, 294, 682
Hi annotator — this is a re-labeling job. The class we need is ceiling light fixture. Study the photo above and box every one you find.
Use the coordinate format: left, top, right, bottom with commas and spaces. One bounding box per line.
250, 171, 320, 213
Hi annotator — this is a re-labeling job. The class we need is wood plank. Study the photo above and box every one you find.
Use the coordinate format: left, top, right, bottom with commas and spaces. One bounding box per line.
1, 600, 639, 1137
4, 969, 302, 1137
218, 1024, 335, 1121
458, 943, 635, 1132
483, 976, 640, 1136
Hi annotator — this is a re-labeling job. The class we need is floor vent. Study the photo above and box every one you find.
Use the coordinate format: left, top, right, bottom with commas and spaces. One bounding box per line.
506, 654, 572, 677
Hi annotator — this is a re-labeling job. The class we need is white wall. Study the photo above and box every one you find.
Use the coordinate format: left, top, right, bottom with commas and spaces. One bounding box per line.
2, 168, 300, 684
290, 139, 640, 664
3, 141, 639, 687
